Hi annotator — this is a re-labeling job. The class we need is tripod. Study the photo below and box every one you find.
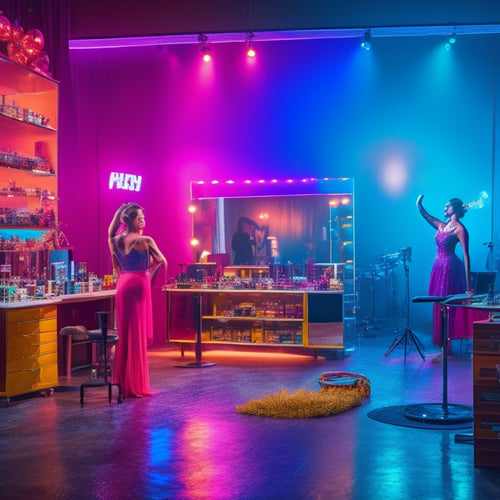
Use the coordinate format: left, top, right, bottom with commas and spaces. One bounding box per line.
384, 248, 425, 361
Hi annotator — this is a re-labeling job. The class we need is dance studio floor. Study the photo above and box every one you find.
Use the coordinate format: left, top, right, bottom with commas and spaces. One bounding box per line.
1, 325, 499, 500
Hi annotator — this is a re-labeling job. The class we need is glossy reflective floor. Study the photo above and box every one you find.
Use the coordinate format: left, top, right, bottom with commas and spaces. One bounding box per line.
1, 326, 499, 500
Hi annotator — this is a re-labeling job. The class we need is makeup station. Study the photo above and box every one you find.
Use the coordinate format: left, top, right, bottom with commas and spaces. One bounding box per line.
165, 178, 355, 358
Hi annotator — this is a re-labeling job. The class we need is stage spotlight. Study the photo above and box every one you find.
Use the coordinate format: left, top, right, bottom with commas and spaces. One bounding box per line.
246, 32, 256, 58
199, 33, 211, 62
361, 30, 371, 51
445, 31, 456, 50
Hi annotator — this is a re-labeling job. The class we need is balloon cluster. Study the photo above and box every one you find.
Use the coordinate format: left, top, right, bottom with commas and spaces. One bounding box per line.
0, 13, 51, 77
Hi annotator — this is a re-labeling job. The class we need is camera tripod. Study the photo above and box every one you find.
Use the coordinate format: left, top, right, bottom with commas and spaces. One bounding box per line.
384, 247, 425, 361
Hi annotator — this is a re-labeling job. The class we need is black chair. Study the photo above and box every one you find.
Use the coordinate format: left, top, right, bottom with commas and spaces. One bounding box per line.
79, 311, 122, 406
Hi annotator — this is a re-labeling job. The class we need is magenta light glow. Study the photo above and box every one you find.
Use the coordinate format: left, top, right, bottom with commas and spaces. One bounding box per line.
191, 177, 353, 199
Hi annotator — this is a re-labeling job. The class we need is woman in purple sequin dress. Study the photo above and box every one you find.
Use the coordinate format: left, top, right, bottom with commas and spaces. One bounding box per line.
417, 195, 471, 345
108, 203, 167, 397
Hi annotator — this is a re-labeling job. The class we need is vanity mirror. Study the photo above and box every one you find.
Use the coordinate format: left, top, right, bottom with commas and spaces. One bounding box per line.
189, 177, 354, 289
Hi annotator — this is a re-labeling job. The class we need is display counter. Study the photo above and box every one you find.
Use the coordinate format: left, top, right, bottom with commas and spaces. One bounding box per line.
0, 290, 116, 403
165, 288, 344, 356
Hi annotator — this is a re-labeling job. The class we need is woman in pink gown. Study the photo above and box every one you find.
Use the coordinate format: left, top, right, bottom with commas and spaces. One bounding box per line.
108, 203, 167, 397
417, 195, 471, 346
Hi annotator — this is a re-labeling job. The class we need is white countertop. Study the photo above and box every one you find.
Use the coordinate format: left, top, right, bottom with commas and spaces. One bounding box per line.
0, 289, 116, 309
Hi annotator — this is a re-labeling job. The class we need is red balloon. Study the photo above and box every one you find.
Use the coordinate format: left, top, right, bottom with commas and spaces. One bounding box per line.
31, 51, 50, 71
0, 15, 11, 42
7, 42, 29, 66
10, 23, 24, 42
23, 28, 44, 57
22, 34, 39, 58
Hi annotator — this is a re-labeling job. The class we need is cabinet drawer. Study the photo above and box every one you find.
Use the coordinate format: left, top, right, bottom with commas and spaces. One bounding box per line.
474, 412, 500, 438
8, 306, 57, 323
474, 338, 500, 353
4, 363, 58, 396
474, 443, 500, 468
474, 384, 500, 413
7, 341, 57, 362
8, 318, 57, 337
8, 351, 58, 372
7, 331, 56, 350
473, 356, 500, 384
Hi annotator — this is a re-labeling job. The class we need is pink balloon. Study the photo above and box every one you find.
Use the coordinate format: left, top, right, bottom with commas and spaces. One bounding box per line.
0, 15, 11, 42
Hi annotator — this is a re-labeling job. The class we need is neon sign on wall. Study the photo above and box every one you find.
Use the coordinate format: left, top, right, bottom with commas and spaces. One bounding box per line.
109, 172, 142, 192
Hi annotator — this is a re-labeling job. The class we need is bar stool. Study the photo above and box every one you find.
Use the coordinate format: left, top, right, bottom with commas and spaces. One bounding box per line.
59, 325, 90, 377
61, 311, 122, 406
406, 294, 472, 424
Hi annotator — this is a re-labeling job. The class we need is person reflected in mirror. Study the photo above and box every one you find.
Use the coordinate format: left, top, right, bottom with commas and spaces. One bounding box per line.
231, 217, 256, 265
417, 194, 471, 346
108, 202, 167, 397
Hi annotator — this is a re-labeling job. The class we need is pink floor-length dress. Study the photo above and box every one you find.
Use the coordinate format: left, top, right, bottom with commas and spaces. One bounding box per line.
428, 230, 486, 345
112, 245, 154, 397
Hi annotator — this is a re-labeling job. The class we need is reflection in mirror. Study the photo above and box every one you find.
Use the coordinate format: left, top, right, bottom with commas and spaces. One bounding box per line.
189, 178, 354, 289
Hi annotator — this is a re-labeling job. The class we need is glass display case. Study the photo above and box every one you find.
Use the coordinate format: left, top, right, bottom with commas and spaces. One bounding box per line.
188, 177, 355, 314
166, 289, 344, 354
0, 54, 59, 281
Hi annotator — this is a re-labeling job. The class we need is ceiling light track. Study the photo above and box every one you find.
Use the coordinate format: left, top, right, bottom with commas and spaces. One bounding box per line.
69, 23, 500, 50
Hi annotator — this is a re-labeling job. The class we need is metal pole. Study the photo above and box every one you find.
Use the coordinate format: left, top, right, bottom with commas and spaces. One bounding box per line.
441, 304, 449, 412
195, 294, 202, 365
491, 45, 497, 246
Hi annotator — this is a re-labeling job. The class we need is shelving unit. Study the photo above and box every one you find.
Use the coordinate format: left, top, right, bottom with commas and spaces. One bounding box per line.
0, 55, 60, 403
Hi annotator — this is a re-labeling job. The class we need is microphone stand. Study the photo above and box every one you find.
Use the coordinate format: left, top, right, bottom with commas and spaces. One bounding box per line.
484, 241, 496, 271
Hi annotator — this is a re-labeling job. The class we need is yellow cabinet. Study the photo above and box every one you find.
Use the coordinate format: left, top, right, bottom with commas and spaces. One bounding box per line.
0, 305, 58, 400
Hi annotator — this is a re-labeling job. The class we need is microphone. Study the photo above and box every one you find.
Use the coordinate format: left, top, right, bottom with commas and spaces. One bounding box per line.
399, 247, 412, 262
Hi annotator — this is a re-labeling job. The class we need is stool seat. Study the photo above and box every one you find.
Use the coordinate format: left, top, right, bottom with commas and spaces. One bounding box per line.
60, 325, 88, 341
86, 329, 119, 343
412, 294, 470, 304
